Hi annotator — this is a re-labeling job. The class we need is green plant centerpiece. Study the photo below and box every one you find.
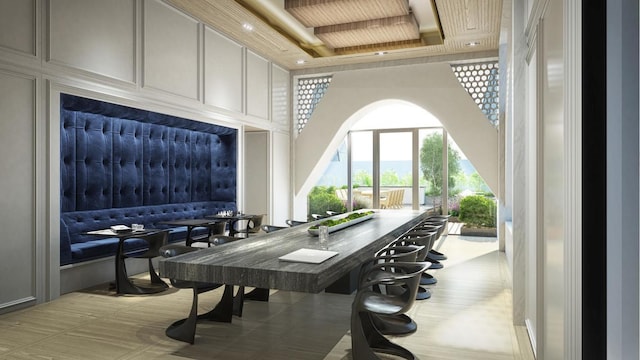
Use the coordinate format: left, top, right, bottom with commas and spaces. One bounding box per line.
308, 211, 375, 235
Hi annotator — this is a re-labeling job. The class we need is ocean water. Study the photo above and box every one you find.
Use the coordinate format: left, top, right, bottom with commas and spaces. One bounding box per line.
317, 159, 477, 187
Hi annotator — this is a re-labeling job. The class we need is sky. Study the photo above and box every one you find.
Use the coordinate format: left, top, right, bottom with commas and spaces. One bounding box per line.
349, 102, 467, 161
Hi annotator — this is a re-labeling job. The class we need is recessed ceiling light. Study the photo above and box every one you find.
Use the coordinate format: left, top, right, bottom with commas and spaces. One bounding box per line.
465, 41, 480, 47
375, 51, 387, 56
296, 59, 306, 65
242, 23, 254, 32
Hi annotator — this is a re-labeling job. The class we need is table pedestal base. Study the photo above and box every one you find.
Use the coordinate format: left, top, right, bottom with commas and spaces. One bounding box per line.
166, 284, 235, 344
325, 266, 359, 295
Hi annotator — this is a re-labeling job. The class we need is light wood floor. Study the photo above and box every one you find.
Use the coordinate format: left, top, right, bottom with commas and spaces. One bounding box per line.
0, 229, 535, 360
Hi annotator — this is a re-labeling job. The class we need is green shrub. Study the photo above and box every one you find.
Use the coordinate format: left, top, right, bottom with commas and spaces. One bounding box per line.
459, 195, 496, 227
308, 186, 346, 219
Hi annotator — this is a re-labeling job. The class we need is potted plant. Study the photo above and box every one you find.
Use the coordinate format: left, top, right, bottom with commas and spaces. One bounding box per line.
458, 194, 496, 236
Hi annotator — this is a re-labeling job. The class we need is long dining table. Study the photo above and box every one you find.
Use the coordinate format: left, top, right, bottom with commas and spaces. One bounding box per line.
158, 209, 430, 294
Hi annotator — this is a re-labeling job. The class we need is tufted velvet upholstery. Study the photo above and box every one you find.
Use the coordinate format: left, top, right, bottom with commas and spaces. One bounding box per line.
60, 94, 238, 265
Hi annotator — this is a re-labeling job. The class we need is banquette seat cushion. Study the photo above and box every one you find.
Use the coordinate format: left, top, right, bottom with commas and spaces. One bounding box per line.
60, 201, 235, 265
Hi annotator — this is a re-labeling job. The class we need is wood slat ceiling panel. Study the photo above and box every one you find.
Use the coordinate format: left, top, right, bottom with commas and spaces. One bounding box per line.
315, 14, 420, 48
284, 0, 411, 27
167, 0, 502, 70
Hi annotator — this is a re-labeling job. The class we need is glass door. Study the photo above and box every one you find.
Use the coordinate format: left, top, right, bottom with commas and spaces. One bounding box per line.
349, 131, 373, 210
419, 128, 445, 213
377, 130, 417, 210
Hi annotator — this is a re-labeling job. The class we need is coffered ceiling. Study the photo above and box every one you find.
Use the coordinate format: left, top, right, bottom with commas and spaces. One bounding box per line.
165, 0, 503, 70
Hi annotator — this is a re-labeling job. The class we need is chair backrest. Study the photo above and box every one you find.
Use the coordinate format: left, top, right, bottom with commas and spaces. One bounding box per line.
247, 214, 264, 233
159, 244, 200, 288
375, 245, 424, 264
395, 189, 405, 208
286, 219, 307, 227
399, 230, 437, 252
210, 235, 242, 246
261, 224, 286, 233
357, 261, 430, 313
413, 223, 444, 238
160, 244, 199, 258
136, 230, 169, 256
208, 221, 227, 236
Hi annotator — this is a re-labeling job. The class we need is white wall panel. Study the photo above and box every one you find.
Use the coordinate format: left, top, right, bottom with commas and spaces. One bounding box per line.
271, 132, 290, 226
0, 0, 36, 56
49, 0, 135, 82
541, 1, 565, 357
244, 132, 269, 220
271, 64, 289, 127
143, 0, 198, 99
246, 50, 269, 119
204, 27, 243, 113
525, 49, 539, 353
0, 71, 36, 309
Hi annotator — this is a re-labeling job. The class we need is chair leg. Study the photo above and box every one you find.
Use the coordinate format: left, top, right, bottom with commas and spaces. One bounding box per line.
416, 286, 431, 300
351, 308, 417, 360
351, 306, 381, 360
371, 313, 417, 335
420, 272, 437, 285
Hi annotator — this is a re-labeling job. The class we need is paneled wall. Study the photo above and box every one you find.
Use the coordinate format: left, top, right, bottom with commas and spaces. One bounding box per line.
49, 0, 136, 83
205, 28, 243, 113
0, 70, 37, 311
0, 0, 290, 312
143, 0, 199, 98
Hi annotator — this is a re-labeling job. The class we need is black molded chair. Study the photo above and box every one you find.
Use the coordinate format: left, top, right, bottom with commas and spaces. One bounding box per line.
209, 235, 242, 246
261, 224, 287, 233
422, 216, 450, 260
159, 244, 229, 344
410, 223, 445, 269
369, 245, 425, 335
235, 214, 264, 238
396, 230, 439, 285
286, 219, 307, 227
190, 221, 227, 247
126, 230, 169, 288
351, 261, 430, 360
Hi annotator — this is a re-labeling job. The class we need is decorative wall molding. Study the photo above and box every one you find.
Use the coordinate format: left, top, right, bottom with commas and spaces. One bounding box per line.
0, 69, 38, 311
47, 0, 137, 84
563, 0, 582, 359
0, 0, 38, 57
142, 0, 200, 100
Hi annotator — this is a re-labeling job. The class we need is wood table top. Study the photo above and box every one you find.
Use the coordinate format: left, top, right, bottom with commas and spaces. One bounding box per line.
158, 209, 429, 293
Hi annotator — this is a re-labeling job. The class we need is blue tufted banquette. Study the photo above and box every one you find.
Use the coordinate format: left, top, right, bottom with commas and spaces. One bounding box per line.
60, 94, 238, 266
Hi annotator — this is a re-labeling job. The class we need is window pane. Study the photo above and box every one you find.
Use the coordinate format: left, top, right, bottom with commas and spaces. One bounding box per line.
419, 129, 444, 213
380, 132, 412, 209
351, 131, 372, 209
308, 138, 348, 219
